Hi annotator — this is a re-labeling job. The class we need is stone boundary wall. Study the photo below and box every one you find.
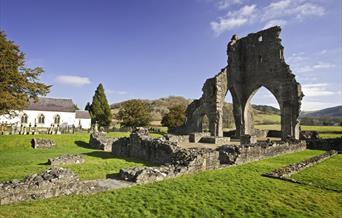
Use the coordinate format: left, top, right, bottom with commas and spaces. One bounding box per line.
306, 138, 342, 151
263, 150, 337, 181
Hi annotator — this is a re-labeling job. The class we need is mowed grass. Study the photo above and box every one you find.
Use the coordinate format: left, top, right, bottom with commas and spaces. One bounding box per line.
0, 133, 150, 181
0, 150, 341, 217
291, 154, 342, 191
255, 124, 342, 138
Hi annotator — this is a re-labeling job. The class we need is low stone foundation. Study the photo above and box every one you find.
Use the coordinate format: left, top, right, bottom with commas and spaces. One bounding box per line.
263, 150, 337, 179
31, 138, 56, 149
119, 147, 220, 183
189, 132, 210, 143
164, 134, 190, 143
199, 136, 231, 144
48, 154, 85, 166
0, 168, 105, 205
306, 138, 342, 151
217, 141, 306, 164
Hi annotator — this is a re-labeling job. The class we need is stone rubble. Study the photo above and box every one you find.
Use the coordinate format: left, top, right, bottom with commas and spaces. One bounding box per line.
48, 154, 85, 166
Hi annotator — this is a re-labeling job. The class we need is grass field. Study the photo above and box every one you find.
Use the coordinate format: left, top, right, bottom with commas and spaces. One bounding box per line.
0, 134, 150, 181
255, 124, 342, 138
291, 154, 342, 191
0, 147, 341, 217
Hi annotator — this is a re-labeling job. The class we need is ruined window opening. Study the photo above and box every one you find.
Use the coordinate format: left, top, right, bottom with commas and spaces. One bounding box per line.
258, 55, 263, 63
201, 114, 209, 132
258, 35, 263, 42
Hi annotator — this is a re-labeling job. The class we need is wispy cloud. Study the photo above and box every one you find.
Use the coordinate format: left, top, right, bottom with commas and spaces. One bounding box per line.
301, 100, 337, 111
302, 83, 335, 97
55, 75, 91, 87
216, 0, 242, 10
211, 4, 256, 35
210, 0, 326, 35
107, 89, 128, 95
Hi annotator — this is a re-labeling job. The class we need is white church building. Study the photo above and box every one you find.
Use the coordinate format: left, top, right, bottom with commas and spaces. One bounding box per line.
0, 97, 91, 129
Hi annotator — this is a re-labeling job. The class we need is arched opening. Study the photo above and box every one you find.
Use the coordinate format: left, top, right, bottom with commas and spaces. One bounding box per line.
244, 86, 281, 140
54, 114, 61, 125
38, 114, 45, 124
21, 113, 28, 124
201, 114, 209, 132
223, 90, 236, 137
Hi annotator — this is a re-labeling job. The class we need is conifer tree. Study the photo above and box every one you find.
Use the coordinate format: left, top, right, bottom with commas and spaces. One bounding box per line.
90, 84, 112, 127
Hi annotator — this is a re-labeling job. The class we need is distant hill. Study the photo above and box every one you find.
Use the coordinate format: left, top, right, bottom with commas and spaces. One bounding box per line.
111, 96, 281, 127
300, 105, 342, 117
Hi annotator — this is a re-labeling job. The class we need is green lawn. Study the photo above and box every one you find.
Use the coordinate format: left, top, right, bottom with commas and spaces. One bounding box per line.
0, 133, 148, 181
255, 124, 342, 138
0, 149, 341, 217
291, 154, 342, 191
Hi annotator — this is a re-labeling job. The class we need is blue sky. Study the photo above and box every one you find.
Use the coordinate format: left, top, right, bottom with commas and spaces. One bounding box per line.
1, 0, 341, 111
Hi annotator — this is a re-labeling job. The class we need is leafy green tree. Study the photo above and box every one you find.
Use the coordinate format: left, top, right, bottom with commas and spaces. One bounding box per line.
161, 105, 186, 129
90, 84, 112, 127
117, 99, 151, 128
0, 31, 50, 115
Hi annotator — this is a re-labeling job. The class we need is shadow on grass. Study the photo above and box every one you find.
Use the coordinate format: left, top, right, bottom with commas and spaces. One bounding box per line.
83, 151, 115, 159
106, 172, 120, 179
75, 140, 92, 149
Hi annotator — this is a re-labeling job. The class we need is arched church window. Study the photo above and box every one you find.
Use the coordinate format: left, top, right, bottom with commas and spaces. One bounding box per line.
21, 113, 28, 124
54, 114, 61, 124
38, 114, 45, 124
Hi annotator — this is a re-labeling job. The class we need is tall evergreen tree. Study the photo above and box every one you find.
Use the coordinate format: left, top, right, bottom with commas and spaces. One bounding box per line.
84, 102, 91, 111
90, 84, 112, 127
0, 31, 50, 115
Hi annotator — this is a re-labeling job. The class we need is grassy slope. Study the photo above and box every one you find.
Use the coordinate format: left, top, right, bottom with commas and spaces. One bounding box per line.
291, 154, 342, 190
0, 134, 149, 181
0, 150, 341, 217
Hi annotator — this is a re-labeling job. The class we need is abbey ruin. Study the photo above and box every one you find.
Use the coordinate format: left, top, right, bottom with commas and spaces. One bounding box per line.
174, 26, 303, 140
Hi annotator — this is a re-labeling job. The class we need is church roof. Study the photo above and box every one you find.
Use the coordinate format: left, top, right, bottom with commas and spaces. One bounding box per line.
75, 110, 91, 119
26, 97, 76, 112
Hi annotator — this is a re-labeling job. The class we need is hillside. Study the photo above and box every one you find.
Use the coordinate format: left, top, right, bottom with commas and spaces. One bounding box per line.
111, 96, 281, 127
301, 105, 342, 117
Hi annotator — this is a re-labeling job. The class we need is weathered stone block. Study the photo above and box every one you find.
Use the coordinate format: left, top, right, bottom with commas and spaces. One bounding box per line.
240, 135, 257, 145
31, 138, 56, 149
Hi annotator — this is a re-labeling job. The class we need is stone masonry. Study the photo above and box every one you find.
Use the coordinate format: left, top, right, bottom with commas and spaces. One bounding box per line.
174, 26, 303, 140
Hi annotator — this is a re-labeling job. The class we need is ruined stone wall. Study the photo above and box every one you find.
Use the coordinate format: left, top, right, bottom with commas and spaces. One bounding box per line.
175, 26, 303, 140
0, 168, 107, 205
227, 26, 303, 139
89, 132, 117, 152
306, 138, 342, 151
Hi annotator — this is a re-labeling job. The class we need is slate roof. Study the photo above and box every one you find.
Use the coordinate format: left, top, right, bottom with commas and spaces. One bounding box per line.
26, 97, 76, 112
75, 110, 91, 119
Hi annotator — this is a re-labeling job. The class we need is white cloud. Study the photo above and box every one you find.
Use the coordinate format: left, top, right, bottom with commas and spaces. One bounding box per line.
263, 19, 287, 29
216, 0, 242, 10
312, 62, 336, 69
55, 75, 91, 87
301, 100, 337, 111
210, 4, 256, 35
302, 83, 335, 97
295, 62, 335, 73
211, 0, 325, 35
107, 90, 128, 95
